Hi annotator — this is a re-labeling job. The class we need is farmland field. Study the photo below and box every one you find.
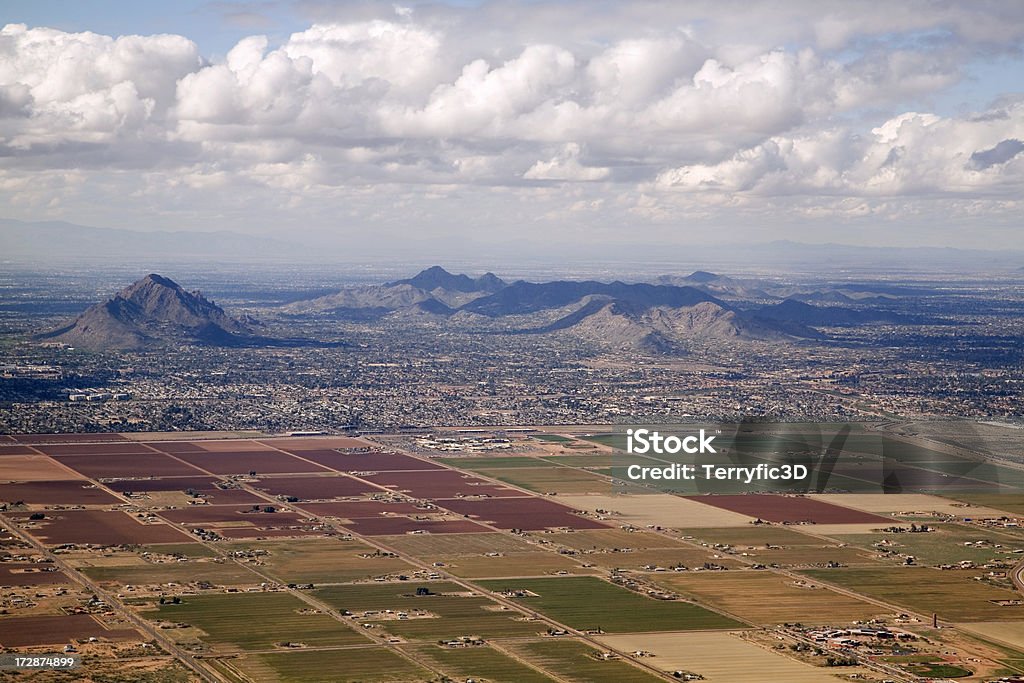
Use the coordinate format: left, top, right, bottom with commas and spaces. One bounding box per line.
476, 576, 745, 632
440, 496, 609, 530
687, 494, 892, 524
222, 538, 417, 583
558, 493, 756, 527
942, 493, 1024, 516
314, 581, 544, 640
0, 614, 139, 647
596, 631, 847, 682
407, 643, 556, 682
377, 532, 537, 556
2, 431, 1022, 683
511, 639, 666, 683
231, 647, 432, 682
801, 566, 1024, 622
0, 454, 82, 481
10, 509, 190, 545
144, 591, 369, 651
655, 569, 885, 624
436, 456, 559, 469
829, 523, 1024, 566
82, 556, 262, 586
677, 525, 837, 546
0, 479, 121, 505
438, 551, 596, 578
807, 492, 1011, 517
465, 466, 613, 494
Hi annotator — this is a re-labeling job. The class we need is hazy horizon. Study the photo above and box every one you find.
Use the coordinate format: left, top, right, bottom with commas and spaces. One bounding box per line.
2, 1, 1023, 256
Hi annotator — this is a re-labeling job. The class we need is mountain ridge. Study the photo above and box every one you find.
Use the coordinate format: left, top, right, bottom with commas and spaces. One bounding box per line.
41, 274, 255, 350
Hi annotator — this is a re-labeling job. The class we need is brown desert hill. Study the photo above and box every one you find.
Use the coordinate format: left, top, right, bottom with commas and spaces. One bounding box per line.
285, 266, 502, 317
531, 299, 820, 352
40, 274, 254, 350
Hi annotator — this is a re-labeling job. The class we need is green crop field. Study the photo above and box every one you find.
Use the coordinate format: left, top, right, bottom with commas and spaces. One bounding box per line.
145, 592, 369, 651
234, 647, 432, 682
141, 543, 218, 558
532, 434, 574, 443
82, 559, 262, 587
315, 582, 543, 640
802, 566, 1024, 622
542, 454, 650, 468
476, 576, 744, 632
832, 524, 1024, 567
437, 456, 559, 469
473, 467, 612, 494
513, 639, 665, 683
408, 643, 555, 682
942, 493, 1024, 515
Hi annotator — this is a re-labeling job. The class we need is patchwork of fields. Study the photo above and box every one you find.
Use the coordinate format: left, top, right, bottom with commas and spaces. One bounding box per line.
0, 427, 1021, 682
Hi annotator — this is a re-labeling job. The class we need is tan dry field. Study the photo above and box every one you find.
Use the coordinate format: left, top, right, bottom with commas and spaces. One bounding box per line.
474, 467, 614, 494
439, 551, 600, 578
731, 544, 880, 567
798, 522, 895, 536
120, 431, 263, 441
0, 455, 82, 481
558, 493, 755, 527
807, 493, 1008, 517
194, 439, 276, 452
955, 621, 1024, 650
679, 526, 835, 546
222, 538, 418, 584
590, 547, 744, 570
548, 528, 691, 551
374, 532, 537, 556
654, 570, 887, 625
596, 632, 847, 683
260, 436, 372, 450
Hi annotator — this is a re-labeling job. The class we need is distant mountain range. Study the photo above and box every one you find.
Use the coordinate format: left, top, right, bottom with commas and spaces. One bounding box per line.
287, 266, 827, 350
38, 266, 944, 353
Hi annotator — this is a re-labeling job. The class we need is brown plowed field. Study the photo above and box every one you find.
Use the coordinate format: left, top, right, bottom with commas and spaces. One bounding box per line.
148, 441, 209, 453
261, 437, 371, 450
253, 475, 379, 499
171, 450, 329, 474
286, 450, 443, 472
0, 563, 69, 586
342, 516, 490, 536
9, 509, 190, 545
36, 443, 158, 456
0, 455, 79, 480
0, 480, 121, 505
299, 500, 427, 518
363, 470, 522, 498
107, 476, 222, 492
53, 453, 205, 478
216, 527, 327, 539
161, 505, 310, 526
687, 494, 891, 524
440, 497, 609, 530
0, 614, 139, 647
0, 445, 42, 455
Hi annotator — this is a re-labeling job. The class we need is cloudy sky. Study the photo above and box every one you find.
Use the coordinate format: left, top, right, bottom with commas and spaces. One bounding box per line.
1, 0, 1023, 253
